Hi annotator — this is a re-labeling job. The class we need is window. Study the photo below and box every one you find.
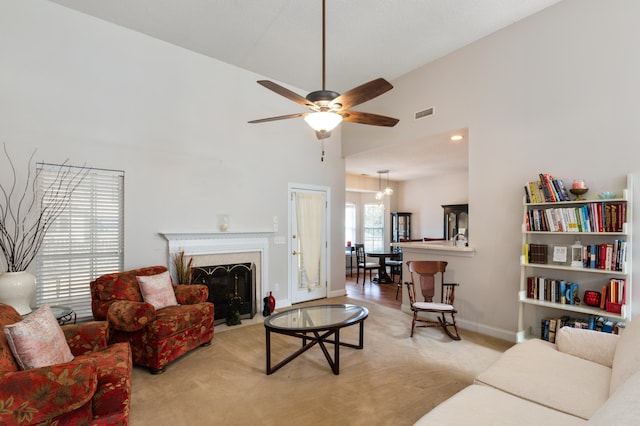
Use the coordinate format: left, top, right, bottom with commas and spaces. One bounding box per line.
36, 164, 124, 321
345, 203, 356, 246
363, 203, 384, 252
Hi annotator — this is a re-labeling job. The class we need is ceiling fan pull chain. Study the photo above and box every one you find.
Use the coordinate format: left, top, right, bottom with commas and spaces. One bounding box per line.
321, 139, 325, 162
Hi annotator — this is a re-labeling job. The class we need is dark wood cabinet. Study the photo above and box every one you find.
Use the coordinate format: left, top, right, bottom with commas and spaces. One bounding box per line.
442, 204, 468, 241
391, 212, 411, 243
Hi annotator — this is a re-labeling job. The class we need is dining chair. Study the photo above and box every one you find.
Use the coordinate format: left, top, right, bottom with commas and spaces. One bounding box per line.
345, 246, 355, 277
404, 260, 461, 340
355, 243, 379, 285
385, 248, 403, 299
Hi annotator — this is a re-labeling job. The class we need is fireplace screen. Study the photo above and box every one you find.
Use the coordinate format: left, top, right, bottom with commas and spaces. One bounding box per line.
191, 262, 256, 325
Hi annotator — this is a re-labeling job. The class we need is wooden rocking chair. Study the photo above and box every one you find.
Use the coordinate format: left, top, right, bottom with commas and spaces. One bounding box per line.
404, 260, 461, 340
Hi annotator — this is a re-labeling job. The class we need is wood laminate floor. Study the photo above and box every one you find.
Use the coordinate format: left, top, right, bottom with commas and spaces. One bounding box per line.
345, 269, 402, 311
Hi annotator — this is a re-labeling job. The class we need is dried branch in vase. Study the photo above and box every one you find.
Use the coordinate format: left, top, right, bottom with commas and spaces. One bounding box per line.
172, 250, 193, 284
0, 143, 89, 272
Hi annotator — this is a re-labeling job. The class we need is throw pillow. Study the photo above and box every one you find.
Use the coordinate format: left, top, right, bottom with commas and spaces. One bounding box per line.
137, 271, 178, 310
4, 304, 74, 370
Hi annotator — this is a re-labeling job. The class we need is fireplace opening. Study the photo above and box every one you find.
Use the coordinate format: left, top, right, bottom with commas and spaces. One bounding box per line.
192, 262, 256, 325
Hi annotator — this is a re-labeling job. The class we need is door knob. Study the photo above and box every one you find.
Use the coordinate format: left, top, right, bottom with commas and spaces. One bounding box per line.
292, 250, 299, 255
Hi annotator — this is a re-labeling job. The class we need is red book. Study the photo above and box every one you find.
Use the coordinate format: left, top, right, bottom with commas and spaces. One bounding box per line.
527, 276, 535, 298
619, 203, 626, 232
599, 244, 607, 269
599, 203, 605, 232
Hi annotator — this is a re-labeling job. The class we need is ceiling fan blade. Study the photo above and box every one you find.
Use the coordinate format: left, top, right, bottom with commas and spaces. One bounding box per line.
257, 80, 313, 108
248, 112, 307, 124
330, 78, 393, 110
341, 110, 399, 127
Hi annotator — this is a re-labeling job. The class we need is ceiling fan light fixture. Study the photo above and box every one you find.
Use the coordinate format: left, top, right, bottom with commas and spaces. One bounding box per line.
304, 111, 343, 132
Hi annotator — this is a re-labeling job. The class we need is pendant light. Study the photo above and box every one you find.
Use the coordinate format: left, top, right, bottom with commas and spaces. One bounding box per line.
384, 171, 394, 195
375, 170, 393, 205
375, 171, 384, 201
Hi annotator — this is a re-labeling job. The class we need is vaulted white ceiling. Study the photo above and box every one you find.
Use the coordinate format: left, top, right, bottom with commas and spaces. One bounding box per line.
48, 0, 563, 180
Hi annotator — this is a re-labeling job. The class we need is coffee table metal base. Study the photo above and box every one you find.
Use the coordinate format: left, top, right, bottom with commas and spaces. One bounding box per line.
265, 321, 365, 375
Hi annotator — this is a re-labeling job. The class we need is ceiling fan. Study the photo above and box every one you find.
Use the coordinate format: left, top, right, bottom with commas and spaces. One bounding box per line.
248, 0, 399, 140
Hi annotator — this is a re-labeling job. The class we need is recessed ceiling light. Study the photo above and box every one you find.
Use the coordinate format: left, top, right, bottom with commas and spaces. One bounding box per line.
450, 134, 463, 142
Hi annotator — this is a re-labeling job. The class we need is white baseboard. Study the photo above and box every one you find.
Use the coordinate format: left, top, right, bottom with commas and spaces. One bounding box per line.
328, 289, 348, 299
399, 305, 517, 343
456, 318, 516, 343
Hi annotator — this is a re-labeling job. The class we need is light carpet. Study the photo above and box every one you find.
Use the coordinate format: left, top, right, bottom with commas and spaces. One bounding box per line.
130, 296, 512, 425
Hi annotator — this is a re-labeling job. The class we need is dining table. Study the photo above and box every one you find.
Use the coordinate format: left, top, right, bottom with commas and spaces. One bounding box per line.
365, 251, 395, 284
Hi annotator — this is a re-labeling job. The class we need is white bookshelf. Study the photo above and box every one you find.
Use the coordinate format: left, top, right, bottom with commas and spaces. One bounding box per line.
517, 175, 633, 342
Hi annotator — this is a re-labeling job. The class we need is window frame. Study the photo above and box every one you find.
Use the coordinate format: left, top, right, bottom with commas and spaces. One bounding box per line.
35, 164, 124, 321
345, 202, 356, 246
363, 203, 385, 253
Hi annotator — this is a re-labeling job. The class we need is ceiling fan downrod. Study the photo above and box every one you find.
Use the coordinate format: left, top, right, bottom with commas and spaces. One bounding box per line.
322, 0, 326, 91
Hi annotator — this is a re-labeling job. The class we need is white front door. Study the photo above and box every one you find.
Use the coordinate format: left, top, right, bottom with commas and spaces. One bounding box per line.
289, 185, 328, 304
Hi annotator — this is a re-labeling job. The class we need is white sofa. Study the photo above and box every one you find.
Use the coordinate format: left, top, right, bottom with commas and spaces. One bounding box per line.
415, 317, 640, 425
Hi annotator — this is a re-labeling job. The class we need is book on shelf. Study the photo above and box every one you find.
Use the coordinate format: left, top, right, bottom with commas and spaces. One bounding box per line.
539, 173, 558, 202
555, 178, 571, 202
541, 316, 570, 342
595, 317, 626, 334
530, 274, 630, 312
527, 203, 625, 233
567, 283, 580, 305
524, 185, 533, 203
559, 280, 567, 304
528, 244, 548, 264
529, 173, 572, 203
604, 278, 626, 315
527, 276, 588, 306
528, 274, 627, 313
524, 181, 546, 204
541, 318, 550, 341
580, 240, 626, 272
540, 315, 625, 341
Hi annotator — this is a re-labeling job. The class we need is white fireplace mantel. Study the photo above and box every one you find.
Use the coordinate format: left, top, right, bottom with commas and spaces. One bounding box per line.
161, 231, 272, 253
160, 231, 272, 307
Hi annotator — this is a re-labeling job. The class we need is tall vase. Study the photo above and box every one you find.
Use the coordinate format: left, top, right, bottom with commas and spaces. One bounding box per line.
269, 291, 276, 313
0, 271, 36, 315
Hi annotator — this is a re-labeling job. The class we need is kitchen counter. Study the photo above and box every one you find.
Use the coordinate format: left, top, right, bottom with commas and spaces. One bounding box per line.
392, 240, 475, 257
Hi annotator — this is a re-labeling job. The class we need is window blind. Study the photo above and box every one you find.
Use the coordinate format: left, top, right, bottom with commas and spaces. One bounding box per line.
36, 164, 124, 322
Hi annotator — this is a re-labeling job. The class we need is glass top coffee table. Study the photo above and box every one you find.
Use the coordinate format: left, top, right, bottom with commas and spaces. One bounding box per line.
264, 304, 369, 375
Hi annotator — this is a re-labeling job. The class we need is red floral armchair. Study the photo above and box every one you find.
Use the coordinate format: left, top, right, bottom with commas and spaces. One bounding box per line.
90, 266, 214, 374
0, 303, 132, 425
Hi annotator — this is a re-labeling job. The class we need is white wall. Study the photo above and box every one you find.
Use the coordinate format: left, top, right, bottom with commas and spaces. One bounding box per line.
398, 171, 468, 239
0, 0, 347, 305
344, 0, 640, 340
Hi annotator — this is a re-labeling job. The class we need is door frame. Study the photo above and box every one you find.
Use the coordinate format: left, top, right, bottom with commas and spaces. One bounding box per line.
288, 183, 331, 304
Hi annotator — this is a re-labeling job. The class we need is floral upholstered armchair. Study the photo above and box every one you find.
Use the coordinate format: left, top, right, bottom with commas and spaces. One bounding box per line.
90, 266, 214, 374
0, 303, 132, 425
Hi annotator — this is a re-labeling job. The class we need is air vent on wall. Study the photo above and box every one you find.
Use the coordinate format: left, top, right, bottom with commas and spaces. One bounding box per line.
414, 107, 434, 120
